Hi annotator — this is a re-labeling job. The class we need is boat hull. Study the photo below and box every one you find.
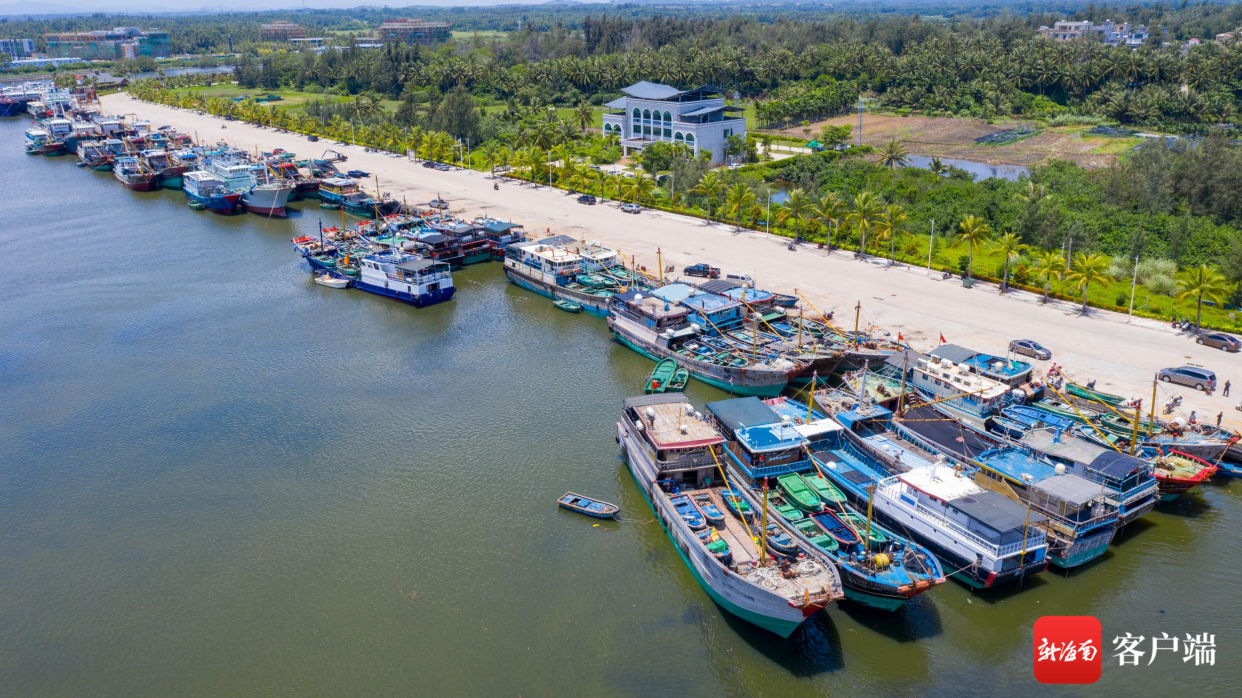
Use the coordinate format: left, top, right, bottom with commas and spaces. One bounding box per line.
619, 426, 824, 637
241, 185, 293, 218
504, 265, 612, 317
609, 315, 792, 397
354, 279, 455, 308
1047, 525, 1114, 569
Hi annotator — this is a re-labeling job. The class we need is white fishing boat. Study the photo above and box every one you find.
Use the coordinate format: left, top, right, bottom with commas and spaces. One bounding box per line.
314, 273, 350, 289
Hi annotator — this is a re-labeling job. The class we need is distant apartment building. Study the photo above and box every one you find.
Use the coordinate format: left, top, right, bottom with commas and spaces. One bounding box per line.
1038, 20, 1155, 47
0, 39, 35, 60
377, 18, 451, 46
45, 27, 171, 61
260, 21, 307, 43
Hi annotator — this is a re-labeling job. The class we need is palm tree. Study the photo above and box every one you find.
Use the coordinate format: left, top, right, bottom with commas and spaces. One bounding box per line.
690, 171, 726, 223
776, 188, 813, 242
1177, 264, 1229, 333
953, 215, 993, 280
1065, 252, 1113, 315
848, 190, 885, 259
1030, 249, 1067, 303
477, 142, 499, 178
874, 204, 910, 265
812, 192, 848, 250
572, 102, 594, 132
993, 232, 1027, 293
928, 157, 947, 177
879, 139, 909, 171
622, 175, 657, 206
725, 183, 757, 231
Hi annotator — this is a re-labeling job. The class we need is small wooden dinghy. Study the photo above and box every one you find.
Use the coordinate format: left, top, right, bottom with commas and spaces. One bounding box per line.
802, 472, 847, 505
1067, 384, 1126, 406
691, 493, 725, 528
722, 487, 754, 521
697, 528, 732, 565
764, 523, 800, 557
793, 518, 838, 552
319, 202, 341, 209
558, 492, 619, 519
553, 299, 582, 313
838, 511, 887, 546
645, 358, 678, 394
767, 492, 804, 522
810, 510, 863, 546
667, 367, 689, 392
314, 273, 350, 289
776, 473, 822, 513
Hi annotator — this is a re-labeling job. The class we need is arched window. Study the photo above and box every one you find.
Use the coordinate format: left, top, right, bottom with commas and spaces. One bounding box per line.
685, 133, 695, 144
632, 108, 641, 120
674, 132, 684, 141
663, 111, 672, 123
642, 109, 651, 120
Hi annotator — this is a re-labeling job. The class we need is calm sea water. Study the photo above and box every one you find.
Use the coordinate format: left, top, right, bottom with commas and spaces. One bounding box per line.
1, 119, 1238, 696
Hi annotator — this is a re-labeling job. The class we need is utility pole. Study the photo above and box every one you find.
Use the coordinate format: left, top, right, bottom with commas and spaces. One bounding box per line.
1128, 255, 1139, 320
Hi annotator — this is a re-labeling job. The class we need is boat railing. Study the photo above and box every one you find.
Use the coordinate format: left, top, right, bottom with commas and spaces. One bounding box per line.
879, 479, 1046, 557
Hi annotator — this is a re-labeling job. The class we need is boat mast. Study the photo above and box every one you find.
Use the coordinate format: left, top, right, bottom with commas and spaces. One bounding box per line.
805, 370, 817, 423
760, 479, 769, 567
1129, 390, 1142, 455
797, 307, 803, 347
853, 300, 861, 349
752, 315, 758, 360
864, 483, 875, 552
896, 353, 909, 416
1149, 374, 1158, 439
657, 248, 664, 286
859, 359, 870, 405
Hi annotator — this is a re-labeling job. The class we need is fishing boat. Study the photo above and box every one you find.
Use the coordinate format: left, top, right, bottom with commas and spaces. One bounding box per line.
553, 299, 582, 313
810, 510, 863, 547
476, 219, 526, 259
558, 492, 620, 519
1150, 450, 1217, 501
313, 273, 350, 289
23, 128, 59, 155
113, 155, 158, 191
645, 358, 679, 394
608, 292, 802, 397
671, 494, 707, 530
75, 140, 113, 170
776, 472, 823, 513
616, 394, 842, 636
691, 493, 726, 527
354, 250, 455, 307
504, 240, 626, 317
183, 171, 242, 214
721, 487, 754, 521
1067, 383, 1126, 406
317, 177, 401, 218
140, 149, 187, 189
707, 396, 948, 609
202, 156, 293, 217
908, 354, 1016, 427
668, 367, 689, 392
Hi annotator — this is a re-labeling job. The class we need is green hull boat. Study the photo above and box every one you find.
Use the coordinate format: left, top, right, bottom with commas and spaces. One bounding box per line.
793, 518, 838, 552
645, 358, 678, 394
802, 472, 847, 505
839, 511, 887, 546
553, 299, 582, 313
667, 368, 689, 392
776, 473, 823, 513
767, 492, 804, 521
1067, 384, 1126, 406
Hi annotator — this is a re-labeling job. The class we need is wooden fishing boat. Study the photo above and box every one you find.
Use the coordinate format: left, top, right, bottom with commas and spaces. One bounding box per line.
645, 358, 678, 394
764, 523, 800, 557
314, 273, 350, 289
667, 367, 690, 392
721, 487, 754, 521
671, 494, 707, 530
810, 510, 864, 546
1067, 384, 1126, 406
696, 527, 732, 565
838, 511, 888, 546
553, 299, 582, 313
767, 491, 804, 521
792, 518, 838, 552
802, 472, 847, 506
691, 493, 725, 528
334, 260, 361, 278
1151, 450, 1217, 501
776, 473, 823, 513
770, 293, 799, 308
557, 492, 620, 519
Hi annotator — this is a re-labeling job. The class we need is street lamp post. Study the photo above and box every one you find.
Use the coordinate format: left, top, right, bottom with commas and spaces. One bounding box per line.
765, 190, 771, 235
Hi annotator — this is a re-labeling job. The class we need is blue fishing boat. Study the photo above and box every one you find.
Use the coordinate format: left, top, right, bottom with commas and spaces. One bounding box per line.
721, 487, 754, 521
558, 492, 619, 519
764, 523, 800, 557
671, 494, 706, 530
691, 492, 726, 527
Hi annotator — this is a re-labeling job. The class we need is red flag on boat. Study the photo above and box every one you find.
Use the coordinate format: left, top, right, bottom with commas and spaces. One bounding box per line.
898, 333, 904, 341
939, 333, 946, 344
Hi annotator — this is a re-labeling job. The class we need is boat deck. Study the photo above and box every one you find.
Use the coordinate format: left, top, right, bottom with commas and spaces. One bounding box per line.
695, 487, 759, 566
642, 402, 721, 449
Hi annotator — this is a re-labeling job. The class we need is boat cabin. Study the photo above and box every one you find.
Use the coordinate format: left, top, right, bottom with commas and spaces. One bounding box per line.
911, 355, 1013, 424
505, 241, 584, 283
928, 343, 1034, 389
621, 394, 726, 488
705, 397, 814, 479
650, 284, 744, 333
42, 117, 72, 139
610, 290, 692, 332
578, 241, 624, 273
479, 220, 525, 250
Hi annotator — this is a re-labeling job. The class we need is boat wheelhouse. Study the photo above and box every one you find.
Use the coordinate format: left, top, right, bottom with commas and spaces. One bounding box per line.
355, 251, 455, 307
910, 354, 1014, 426
317, 176, 400, 218
616, 394, 842, 636
1017, 429, 1159, 525
113, 155, 158, 191
476, 219, 526, 258
184, 171, 242, 214
503, 240, 619, 316
650, 284, 745, 334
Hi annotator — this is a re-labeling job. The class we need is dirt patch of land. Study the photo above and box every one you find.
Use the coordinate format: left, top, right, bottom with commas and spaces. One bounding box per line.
764, 114, 1125, 169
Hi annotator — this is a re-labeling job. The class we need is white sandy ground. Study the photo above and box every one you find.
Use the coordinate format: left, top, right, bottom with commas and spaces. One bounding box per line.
102, 93, 1242, 429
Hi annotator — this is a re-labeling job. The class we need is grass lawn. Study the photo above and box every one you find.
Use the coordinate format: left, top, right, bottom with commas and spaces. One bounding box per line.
1083, 134, 1143, 155
452, 30, 509, 39
184, 84, 342, 110
479, 104, 606, 128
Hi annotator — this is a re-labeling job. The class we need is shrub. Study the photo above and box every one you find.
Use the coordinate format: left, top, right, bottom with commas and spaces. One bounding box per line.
1137, 258, 1177, 285
1147, 274, 1177, 296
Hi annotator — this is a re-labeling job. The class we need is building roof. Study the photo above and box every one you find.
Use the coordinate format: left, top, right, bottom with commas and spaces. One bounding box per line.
603, 97, 628, 109
680, 105, 727, 118
1033, 474, 1104, 507
950, 490, 1046, 532
620, 81, 684, 100
707, 397, 781, 434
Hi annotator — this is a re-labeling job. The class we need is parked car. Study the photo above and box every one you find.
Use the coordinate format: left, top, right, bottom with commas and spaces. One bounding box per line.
620, 203, 641, 214
307, 135, 319, 142
726, 273, 754, 288
434, 163, 451, 171
683, 264, 721, 279
422, 160, 437, 169
346, 170, 370, 178
428, 199, 450, 209
1197, 332, 1241, 352
577, 194, 598, 205
1158, 365, 1217, 391
1009, 339, 1052, 360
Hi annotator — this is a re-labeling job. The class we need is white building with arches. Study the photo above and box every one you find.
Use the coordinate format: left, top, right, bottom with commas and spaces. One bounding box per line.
601, 81, 745, 166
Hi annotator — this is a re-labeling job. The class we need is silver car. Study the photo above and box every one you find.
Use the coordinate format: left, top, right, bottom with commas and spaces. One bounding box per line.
1157, 365, 1217, 391
1009, 339, 1051, 360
